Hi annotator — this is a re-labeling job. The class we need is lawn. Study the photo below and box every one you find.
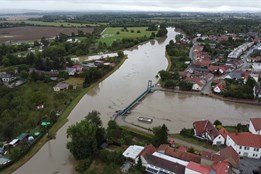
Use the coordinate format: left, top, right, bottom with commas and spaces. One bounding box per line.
64, 77, 84, 86
98, 27, 154, 46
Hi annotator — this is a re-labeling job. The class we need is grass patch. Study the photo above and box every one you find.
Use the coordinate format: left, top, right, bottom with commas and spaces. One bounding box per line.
64, 77, 84, 86
98, 27, 154, 46
172, 134, 219, 151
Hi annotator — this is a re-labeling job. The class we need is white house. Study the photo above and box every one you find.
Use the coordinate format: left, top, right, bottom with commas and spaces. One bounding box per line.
226, 132, 261, 159
122, 145, 144, 164
252, 63, 261, 72
1, 74, 16, 83
193, 120, 225, 145
249, 118, 261, 135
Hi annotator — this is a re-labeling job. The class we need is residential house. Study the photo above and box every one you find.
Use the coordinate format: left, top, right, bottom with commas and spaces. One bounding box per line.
66, 67, 77, 76
201, 146, 240, 168
226, 132, 261, 159
252, 63, 261, 72
213, 81, 226, 94
157, 144, 201, 163
185, 77, 206, 91
224, 71, 242, 80
72, 64, 83, 73
122, 145, 144, 164
193, 120, 225, 145
212, 161, 233, 174
53, 82, 69, 92
1, 73, 16, 83
249, 118, 261, 135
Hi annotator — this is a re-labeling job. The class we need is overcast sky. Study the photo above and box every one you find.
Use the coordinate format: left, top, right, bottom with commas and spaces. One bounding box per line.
1, 0, 261, 12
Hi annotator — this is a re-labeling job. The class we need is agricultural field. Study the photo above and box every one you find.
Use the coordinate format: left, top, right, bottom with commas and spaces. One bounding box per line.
1, 20, 99, 27
0, 26, 94, 43
98, 27, 155, 45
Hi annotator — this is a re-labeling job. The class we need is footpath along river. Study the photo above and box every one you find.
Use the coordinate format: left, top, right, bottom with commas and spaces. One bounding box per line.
14, 27, 261, 174
14, 28, 176, 174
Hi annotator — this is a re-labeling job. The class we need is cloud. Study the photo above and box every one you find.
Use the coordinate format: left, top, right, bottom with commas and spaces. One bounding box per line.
0, 0, 261, 12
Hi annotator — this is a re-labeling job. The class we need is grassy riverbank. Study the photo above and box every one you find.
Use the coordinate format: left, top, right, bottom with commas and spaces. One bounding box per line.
0, 56, 127, 174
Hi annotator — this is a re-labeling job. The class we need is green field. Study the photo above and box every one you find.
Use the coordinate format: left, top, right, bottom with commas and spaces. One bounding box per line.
98, 27, 154, 45
1, 20, 101, 27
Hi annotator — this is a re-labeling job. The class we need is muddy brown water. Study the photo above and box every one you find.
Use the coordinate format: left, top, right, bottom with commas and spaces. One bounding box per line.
125, 91, 261, 134
14, 28, 261, 174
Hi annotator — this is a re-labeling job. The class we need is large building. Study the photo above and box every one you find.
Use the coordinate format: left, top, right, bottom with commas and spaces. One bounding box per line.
226, 132, 261, 159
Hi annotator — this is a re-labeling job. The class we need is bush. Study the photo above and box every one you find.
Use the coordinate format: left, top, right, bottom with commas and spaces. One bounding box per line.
75, 158, 93, 173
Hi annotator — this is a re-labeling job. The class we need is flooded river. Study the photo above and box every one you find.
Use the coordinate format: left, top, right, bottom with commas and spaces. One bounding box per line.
125, 91, 261, 134
14, 27, 261, 174
14, 28, 175, 174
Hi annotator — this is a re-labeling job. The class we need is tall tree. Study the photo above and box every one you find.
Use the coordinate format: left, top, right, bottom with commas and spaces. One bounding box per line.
152, 124, 168, 147
67, 120, 97, 160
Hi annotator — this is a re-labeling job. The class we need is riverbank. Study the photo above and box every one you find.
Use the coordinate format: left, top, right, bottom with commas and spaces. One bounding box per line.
0, 56, 127, 174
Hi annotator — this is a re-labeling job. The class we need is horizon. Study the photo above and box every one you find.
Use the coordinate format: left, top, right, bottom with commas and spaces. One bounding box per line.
1, 0, 261, 13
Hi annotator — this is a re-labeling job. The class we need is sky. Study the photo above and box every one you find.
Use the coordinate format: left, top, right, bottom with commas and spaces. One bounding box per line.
1, 0, 261, 12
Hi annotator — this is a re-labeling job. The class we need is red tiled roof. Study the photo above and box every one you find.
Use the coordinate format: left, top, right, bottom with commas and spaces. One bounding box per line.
139, 144, 156, 157
201, 151, 224, 162
250, 118, 261, 131
177, 145, 188, 152
193, 120, 208, 136
212, 161, 231, 174
219, 127, 229, 139
186, 161, 212, 174
228, 132, 261, 148
208, 65, 219, 72
157, 144, 169, 153
201, 146, 239, 168
164, 146, 201, 163
193, 120, 220, 141
219, 146, 240, 168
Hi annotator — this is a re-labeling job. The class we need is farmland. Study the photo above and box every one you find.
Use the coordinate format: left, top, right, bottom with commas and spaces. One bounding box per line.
98, 27, 155, 45
1, 20, 100, 27
0, 26, 94, 43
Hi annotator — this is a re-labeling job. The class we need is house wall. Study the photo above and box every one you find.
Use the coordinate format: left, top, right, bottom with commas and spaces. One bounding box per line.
192, 84, 202, 91
213, 135, 225, 145
214, 86, 221, 93
145, 164, 175, 174
185, 168, 201, 174
226, 135, 261, 159
249, 121, 261, 135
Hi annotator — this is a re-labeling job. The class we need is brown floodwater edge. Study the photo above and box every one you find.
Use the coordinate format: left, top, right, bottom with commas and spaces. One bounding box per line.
156, 87, 261, 106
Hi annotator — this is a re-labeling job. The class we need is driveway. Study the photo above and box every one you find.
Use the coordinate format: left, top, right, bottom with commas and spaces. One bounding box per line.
240, 157, 261, 174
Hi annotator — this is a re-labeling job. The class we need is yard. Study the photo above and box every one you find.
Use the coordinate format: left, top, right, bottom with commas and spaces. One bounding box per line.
98, 27, 154, 46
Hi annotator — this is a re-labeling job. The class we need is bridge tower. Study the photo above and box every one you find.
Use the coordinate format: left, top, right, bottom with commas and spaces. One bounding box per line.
147, 80, 153, 90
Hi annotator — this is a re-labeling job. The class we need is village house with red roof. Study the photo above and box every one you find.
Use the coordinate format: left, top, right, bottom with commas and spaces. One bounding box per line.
193, 120, 225, 145
226, 132, 261, 159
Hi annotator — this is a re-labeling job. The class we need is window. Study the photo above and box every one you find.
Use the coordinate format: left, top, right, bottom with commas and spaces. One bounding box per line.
254, 148, 259, 152
244, 147, 249, 150
239, 146, 242, 149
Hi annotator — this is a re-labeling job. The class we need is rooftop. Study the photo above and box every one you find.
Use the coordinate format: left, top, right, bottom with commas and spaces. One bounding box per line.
228, 132, 261, 148
186, 161, 212, 174
250, 118, 261, 131
122, 145, 144, 160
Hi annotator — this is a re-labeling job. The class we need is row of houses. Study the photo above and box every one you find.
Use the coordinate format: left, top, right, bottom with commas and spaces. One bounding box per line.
193, 118, 261, 159
227, 42, 254, 59
122, 143, 240, 174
